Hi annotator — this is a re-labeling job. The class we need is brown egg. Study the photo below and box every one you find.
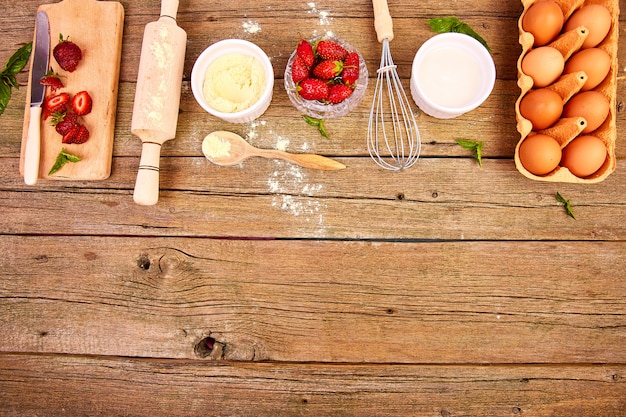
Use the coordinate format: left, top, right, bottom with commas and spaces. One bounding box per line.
519, 88, 563, 130
561, 135, 607, 177
522, 0, 564, 46
564, 48, 611, 91
564, 5, 612, 49
519, 134, 562, 176
563, 91, 610, 133
521, 47, 565, 88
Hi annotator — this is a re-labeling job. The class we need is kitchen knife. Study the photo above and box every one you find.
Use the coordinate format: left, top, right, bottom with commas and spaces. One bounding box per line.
23, 10, 50, 186
131, 0, 187, 205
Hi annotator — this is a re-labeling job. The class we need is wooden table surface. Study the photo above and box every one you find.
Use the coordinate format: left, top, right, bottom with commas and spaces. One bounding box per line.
1, 0, 626, 415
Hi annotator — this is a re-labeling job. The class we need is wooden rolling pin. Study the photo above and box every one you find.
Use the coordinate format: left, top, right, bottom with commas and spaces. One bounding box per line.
131, 0, 187, 205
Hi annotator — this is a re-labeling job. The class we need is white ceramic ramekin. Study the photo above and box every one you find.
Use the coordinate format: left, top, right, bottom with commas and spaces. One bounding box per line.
191, 39, 274, 123
410, 33, 495, 119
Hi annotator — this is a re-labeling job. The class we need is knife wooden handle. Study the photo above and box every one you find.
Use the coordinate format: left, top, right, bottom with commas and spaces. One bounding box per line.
133, 142, 162, 206
24, 107, 42, 185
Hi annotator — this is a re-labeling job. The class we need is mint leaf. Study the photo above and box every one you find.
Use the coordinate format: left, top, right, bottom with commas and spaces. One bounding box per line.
0, 42, 32, 116
555, 192, 576, 219
302, 115, 329, 139
456, 139, 484, 167
48, 148, 81, 176
427, 17, 491, 52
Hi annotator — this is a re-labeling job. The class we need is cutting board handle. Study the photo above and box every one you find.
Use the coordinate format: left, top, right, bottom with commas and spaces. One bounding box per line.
133, 142, 163, 206
161, 0, 180, 20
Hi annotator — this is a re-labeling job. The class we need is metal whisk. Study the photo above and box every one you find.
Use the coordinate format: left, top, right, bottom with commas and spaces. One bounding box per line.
368, 0, 421, 170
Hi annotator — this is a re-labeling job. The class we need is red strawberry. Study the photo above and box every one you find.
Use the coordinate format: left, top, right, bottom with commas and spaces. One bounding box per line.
52, 111, 79, 136
62, 124, 80, 144
291, 55, 310, 83
53, 34, 82, 73
72, 125, 90, 144
316, 40, 348, 61
62, 123, 90, 144
72, 91, 92, 116
296, 39, 315, 67
297, 78, 329, 101
312, 60, 343, 80
44, 92, 70, 118
327, 84, 354, 104
341, 52, 360, 85
39, 68, 64, 92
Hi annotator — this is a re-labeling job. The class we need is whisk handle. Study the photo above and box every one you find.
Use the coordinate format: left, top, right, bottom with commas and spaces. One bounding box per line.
372, 0, 394, 43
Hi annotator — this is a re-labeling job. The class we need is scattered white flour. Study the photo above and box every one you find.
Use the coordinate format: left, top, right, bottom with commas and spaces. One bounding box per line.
267, 161, 325, 229
307, 2, 333, 26
243, 20, 262, 34
276, 138, 289, 151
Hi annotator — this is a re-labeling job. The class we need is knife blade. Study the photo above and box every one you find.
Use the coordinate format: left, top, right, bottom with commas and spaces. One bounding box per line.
24, 10, 50, 185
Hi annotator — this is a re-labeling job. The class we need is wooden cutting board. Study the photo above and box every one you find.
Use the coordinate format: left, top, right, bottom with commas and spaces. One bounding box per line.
20, 0, 124, 181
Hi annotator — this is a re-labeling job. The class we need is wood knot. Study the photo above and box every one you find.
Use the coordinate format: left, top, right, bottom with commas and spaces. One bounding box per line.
137, 254, 151, 270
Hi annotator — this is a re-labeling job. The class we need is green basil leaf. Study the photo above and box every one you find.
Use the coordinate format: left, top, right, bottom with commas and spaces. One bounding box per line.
0, 43, 32, 116
555, 192, 576, 219
48, 148, 81, 176
0, 82, 11, 116
427, 17, 491, 52
302, 115, 329, 139
456, 139, 484, 167
2, 42, 32, 76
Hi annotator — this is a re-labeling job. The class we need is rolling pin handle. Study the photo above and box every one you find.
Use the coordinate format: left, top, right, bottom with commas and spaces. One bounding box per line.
133, 142, 163, 206
160, 0, 180, 20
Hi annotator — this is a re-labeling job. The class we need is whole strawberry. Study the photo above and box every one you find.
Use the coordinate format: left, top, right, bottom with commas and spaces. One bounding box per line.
316, 40, 348, 61
312, 60, 343, 80
297, 78, 329, 101
327, 84, 354, 104
296, 39, 315, 67
291, 55, 310, 83
341, 52, 360, 85
53, 34, 82, 73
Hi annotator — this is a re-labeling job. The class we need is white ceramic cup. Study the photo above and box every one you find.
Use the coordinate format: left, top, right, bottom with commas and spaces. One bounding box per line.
191, 39, 274, 123
410, 33, 496, 119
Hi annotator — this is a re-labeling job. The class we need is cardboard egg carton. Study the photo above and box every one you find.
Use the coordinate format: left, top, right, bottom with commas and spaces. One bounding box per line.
514, 0, 619, 183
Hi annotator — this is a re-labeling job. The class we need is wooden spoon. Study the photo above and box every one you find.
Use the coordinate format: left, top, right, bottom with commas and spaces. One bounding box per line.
202, 131, 346, 170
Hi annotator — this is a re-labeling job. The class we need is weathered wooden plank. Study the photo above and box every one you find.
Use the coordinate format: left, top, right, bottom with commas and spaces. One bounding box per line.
1, 237, 624, 362
1, 157, 625, 240
1, 355, 624, 417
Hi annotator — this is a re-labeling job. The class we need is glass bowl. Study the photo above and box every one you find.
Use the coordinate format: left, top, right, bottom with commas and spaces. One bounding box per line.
284, 36, 368, 119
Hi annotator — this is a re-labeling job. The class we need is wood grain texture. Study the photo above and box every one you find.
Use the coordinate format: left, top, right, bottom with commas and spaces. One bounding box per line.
1, 236, 624, 363
1, 355, 625, 417
0, 0, 625, 415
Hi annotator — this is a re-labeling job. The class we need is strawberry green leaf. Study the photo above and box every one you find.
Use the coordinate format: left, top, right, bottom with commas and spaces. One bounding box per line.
555, 192, 576, 219
427, 17, 491, 52
456, 139, 484, 167
48, 148, 81, 176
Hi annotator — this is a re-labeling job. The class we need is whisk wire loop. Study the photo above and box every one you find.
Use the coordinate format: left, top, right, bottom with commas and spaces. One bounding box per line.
367, 39, 421, 171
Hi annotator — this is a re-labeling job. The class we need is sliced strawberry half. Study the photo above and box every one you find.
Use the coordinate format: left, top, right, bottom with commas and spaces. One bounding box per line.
72, 91, 92, 116
43, 92, 70, 118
